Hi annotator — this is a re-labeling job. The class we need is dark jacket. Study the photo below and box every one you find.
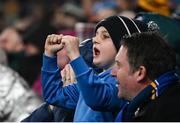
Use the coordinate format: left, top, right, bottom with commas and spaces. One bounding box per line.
21, 103, 74, 122
132, 82, 180, 121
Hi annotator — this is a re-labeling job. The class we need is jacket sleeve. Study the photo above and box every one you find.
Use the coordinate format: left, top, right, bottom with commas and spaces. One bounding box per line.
70, 56, 126, 111
21, 103, 54, 122
41, 55, 79, 109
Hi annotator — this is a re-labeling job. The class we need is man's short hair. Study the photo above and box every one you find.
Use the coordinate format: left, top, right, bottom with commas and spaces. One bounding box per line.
121, 31, 176, 80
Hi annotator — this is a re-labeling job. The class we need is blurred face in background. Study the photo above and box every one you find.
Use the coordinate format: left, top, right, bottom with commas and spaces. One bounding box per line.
52, 8, 78, 30
96, 8, 117, 22
0, 28, 24, 53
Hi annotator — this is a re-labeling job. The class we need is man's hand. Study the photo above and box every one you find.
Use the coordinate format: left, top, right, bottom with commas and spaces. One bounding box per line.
61, 64, 76, 86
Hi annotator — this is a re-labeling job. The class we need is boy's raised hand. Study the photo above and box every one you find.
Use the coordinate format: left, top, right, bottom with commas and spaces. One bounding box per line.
44, 34, 64, 57
61, 35, 80, 61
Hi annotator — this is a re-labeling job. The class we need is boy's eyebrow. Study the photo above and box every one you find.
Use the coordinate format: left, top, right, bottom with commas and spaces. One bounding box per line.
115, 60, 120, 66
96, 29, 108, 34
101, 30, 108, 33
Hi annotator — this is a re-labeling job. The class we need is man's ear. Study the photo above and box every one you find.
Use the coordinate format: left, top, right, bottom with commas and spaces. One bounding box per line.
135, 66, 147, 83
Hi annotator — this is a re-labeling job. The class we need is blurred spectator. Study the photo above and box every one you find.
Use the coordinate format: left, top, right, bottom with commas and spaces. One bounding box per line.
116, 0, 136, 11
169, 0, 180, 12
81, 0, 118, 22
3, 0, 20, 25
116, 0, 136, 18
14, 2, 56, 87
19, 23, 55, 87
51, 3, 85, 35
75, 22, 95, 41
0, 64, 42, 121
0, 27, 40, 86
50, 3, 95, 42
0, 27, 24, 54
93, 1, 118, 21
136, 0, 171, 16
0, 27, 26, 73
0, 24, 54, 87
0, 27, 42, 122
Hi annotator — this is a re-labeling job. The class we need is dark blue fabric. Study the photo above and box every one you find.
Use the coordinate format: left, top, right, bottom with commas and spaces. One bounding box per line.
79, 38, 102, 73
115, 102, 129, 122
155, 71, 179, 96
21, 103, 74, 122
42, 55, 118, 121
21, 103, 54, 122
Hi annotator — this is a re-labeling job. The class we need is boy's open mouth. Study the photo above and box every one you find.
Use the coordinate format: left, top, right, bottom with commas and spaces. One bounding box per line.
94, 47, 100, 56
